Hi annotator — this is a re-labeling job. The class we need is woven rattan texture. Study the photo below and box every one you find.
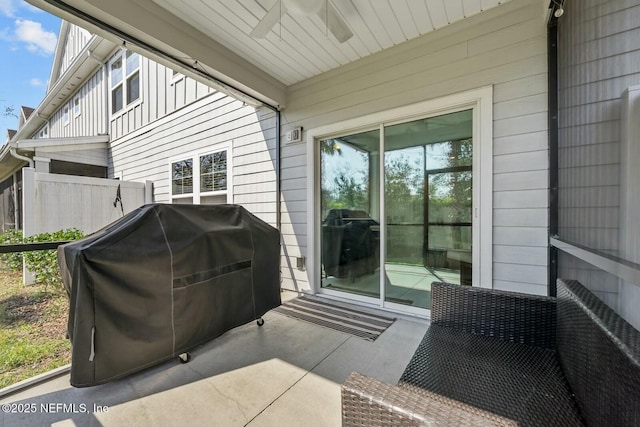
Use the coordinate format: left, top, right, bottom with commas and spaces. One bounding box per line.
399, 325, 584, 426
342, 372, 516, 427
430, 282, 557, 349
556, 279, 640, 427
342, 280, 640, 426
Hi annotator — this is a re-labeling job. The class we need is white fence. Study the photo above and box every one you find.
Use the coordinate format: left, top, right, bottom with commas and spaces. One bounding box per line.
22, 168, 151, 237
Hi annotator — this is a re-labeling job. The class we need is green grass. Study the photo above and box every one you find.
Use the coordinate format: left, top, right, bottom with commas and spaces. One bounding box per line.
0, 268, 71, 389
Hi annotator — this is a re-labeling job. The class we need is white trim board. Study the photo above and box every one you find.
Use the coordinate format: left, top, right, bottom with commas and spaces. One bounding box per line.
306, 86, 494, 314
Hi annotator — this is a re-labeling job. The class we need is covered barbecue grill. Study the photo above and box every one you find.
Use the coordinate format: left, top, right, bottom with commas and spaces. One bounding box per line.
58, 204, 281, 387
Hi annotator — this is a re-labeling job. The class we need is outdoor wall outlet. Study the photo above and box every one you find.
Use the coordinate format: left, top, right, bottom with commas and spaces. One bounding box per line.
286, 127, 303, 143
296, 256, 306, 271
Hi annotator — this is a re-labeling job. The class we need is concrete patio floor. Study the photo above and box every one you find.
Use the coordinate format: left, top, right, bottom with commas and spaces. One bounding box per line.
0, 292, 429, 427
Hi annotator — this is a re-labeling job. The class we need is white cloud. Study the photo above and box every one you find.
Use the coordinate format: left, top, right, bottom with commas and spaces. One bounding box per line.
29, 77, 45, 87
0, 0, 16, 17
13, 19, 56, 55
0, 0, 43, 17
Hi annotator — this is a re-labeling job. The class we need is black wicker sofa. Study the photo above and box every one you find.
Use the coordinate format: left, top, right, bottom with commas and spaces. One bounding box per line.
342, 279, 640, 426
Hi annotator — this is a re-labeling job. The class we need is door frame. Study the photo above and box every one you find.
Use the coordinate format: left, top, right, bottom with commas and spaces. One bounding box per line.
306, 86, 493, 316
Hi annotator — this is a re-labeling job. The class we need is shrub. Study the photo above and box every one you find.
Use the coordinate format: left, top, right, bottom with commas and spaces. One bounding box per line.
0, 229, 25, 270
23, 229, 84, 292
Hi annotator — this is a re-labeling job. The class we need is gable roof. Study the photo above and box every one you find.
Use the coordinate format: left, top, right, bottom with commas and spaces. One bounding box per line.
48, 21, 94, 92
21, 106, 35, 121
48, 21, 70, 92
3, 30, 115, 153
18, 106, 36, 129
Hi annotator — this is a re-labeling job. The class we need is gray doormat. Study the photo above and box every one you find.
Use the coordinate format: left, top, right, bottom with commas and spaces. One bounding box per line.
273, 296, 395, 341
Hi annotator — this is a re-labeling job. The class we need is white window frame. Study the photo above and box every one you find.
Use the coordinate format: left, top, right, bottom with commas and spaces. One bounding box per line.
169, 145, 232, 204
109, 49, 142, 116
63, 105, 70, 126
73, 96, 81, 117
170, 69, 184, 86
306, 86, 493, 317
37, 124, 48, 139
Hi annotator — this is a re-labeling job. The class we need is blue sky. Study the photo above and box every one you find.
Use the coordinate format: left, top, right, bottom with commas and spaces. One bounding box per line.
0, 0, 60, 137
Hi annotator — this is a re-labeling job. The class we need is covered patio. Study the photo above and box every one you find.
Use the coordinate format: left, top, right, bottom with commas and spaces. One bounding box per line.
3, 0, 640, 424
0, 292, 428, 426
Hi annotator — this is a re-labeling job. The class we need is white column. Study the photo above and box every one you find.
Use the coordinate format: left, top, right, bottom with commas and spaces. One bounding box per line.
619, 85, 640, 330
33, 156, 51, 173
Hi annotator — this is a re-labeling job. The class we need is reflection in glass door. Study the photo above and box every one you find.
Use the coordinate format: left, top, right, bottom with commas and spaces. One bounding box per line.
425, 140, 473, 288
384, 111, 472, 309
319, 109, 473, 311
320, 129, 381, 299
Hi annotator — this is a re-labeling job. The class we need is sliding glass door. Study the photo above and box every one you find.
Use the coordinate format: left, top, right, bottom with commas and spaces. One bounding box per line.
320, 129, 381, 298
319, 109, 474, 312
384, 110, 472, 309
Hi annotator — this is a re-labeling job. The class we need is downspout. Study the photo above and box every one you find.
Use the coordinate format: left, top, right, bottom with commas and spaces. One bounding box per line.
9, 148, 34, 169
9, 147, 33, 230
548, 4, 561, 297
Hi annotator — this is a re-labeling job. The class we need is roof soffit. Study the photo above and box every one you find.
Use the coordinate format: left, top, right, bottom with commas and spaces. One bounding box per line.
26, 0, 533, 108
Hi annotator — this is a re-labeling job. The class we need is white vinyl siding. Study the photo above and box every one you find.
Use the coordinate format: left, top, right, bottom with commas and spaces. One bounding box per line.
109, 93, 278, 225
279, 0, 549, 294
558, 1, 640, 256
47, 47, 215, 142
59, 25, 92, 77
48, 70, 107, 138
557, 0, 640, 316
109, 57, 215, 140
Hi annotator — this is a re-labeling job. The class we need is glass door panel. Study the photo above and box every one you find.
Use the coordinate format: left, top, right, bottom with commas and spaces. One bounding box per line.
320, 129, 381, 299
318, 109, 473, 313
427, 170, 472, 285
384, 110, 472, 310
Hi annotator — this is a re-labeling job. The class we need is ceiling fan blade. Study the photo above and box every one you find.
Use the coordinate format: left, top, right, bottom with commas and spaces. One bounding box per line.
250, 0, 287, 38
317, 1, 353, 43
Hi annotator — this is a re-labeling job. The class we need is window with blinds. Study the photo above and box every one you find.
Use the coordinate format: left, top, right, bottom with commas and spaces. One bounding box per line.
170, 148, 229, 205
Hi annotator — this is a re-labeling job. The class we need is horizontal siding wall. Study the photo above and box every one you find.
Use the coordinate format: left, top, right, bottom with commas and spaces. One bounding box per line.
108, 93, 278, 225
281, 0, 549, 294
558, 0, 640, 252
109, 57, 215, 140
557, 0, 640, 314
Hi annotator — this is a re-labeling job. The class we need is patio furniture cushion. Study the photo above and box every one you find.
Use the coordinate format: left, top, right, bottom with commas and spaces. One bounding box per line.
342, 279, 640, 426
399, 325, 583, 426
429, 281, 557, 349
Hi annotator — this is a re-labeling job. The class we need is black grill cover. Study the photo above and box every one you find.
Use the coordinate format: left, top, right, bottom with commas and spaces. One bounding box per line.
58, 204, 281, 387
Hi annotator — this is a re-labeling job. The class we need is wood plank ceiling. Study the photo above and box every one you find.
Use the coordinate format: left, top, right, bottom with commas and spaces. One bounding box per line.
151, 0, 512, 86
